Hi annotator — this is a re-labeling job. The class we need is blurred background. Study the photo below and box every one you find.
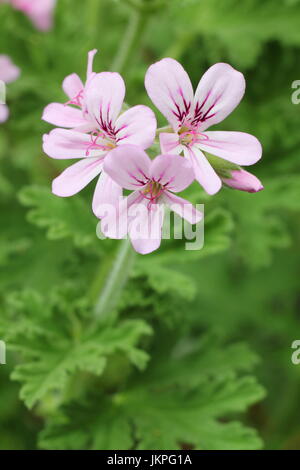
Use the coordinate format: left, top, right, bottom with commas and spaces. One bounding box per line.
0, 0, 300, 450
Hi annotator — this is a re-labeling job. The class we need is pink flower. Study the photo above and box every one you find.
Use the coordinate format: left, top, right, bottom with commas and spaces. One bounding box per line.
9, 0, 56, 31
101, 145, 203, 254
222, 168, 264, 193
43, 73, 157, 215
0, 54, 20, 123
0, 54, 20, 83
42, 49, 98, 132
0, 104, 9, 123
145, 58, 262, 195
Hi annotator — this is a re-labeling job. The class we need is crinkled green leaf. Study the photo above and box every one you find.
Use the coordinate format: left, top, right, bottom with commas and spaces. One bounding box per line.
222, 175, 300, 267
2, 290, 152, 409
39, 338, 265, 450
18, 186, 97, 247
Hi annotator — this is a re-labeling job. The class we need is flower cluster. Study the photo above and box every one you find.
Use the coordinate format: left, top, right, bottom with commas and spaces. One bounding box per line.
42, 51, 263, 254
0, 54, 20, 123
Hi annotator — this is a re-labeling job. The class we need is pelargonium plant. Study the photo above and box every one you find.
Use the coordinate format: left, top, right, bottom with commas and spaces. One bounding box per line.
42, 50, 263, 255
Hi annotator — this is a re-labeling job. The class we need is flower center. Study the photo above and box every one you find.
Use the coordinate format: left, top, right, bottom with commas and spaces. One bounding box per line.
178, 126, 209, 147
141, 181, 164, 205
85, 131, 116, 156
178, 126, 196, 146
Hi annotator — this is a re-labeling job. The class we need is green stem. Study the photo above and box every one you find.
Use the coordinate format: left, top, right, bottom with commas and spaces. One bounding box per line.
93, 239, 135, 320
86, 0, 102, 49
110, 8, 149, 74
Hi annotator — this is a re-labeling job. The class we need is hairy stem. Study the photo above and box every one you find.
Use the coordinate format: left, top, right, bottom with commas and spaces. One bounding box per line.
93, 239, 135, 320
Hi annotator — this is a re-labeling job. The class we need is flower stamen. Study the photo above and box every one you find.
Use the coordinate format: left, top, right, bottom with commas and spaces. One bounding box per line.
178, 126, 209, 147
64, 90, 84, 108
85, 131, 116, 156
141, 181, 164, 209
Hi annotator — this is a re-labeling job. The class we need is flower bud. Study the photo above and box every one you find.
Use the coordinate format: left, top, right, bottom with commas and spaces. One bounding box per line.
222, 169, 263, 193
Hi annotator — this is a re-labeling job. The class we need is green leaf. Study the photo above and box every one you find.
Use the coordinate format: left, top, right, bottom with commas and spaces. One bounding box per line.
132, 376, 265, 450
2, 290, 152, 409
39, 400, 134, 450
39, 338, 265, 450
134, 264, 197, 301
222, 174, 300, 267
18, 186, 97, 247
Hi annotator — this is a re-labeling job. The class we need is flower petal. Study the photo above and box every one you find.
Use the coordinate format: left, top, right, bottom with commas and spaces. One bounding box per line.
52, 157, 103, 197
192, 63, 245, 131
42, 103, 89, 128
129, 200, 164, 255
103, 145, 151, 190
85, 72, 125, 132
198, 131, 262, 165
86, 49, 97, 80
145, 58, 194, 131
11, 0, 57, 31
150, 154, 194, 192
115, 105, 156, 149
101, 191, 142, 239
162, 191, 203, 224
184, 146, 222, 195
159, 132, 183, 155
0, 104, 9, 123
0, 54, 20, 83
43, 128, 106, 159
62, 73, 84, 100
92, 171, 122, 217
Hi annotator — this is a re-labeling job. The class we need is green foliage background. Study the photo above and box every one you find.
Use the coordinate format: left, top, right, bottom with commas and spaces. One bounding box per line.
0, 0, 300, 450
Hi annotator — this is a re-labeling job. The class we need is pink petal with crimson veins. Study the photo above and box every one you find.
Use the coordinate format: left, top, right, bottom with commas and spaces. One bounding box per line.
62, 73, 84, 100
52, 157, 103, 197
43, 128, 106, 159
198, 131, 262, 165
92, 171, 122, 218
129, 199, 165, 255
192, 63, 245, 131
42, 103, 89, 128
85, 72, 125, 132
184, 146, 222, 195
103, 145, 151, 190
159, 132, 183, 155
162, 192, 203, 224
0, 104, 9, 123
115, 105, 157, 149
150, 154, 194, 192
145, 58, 194, 131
